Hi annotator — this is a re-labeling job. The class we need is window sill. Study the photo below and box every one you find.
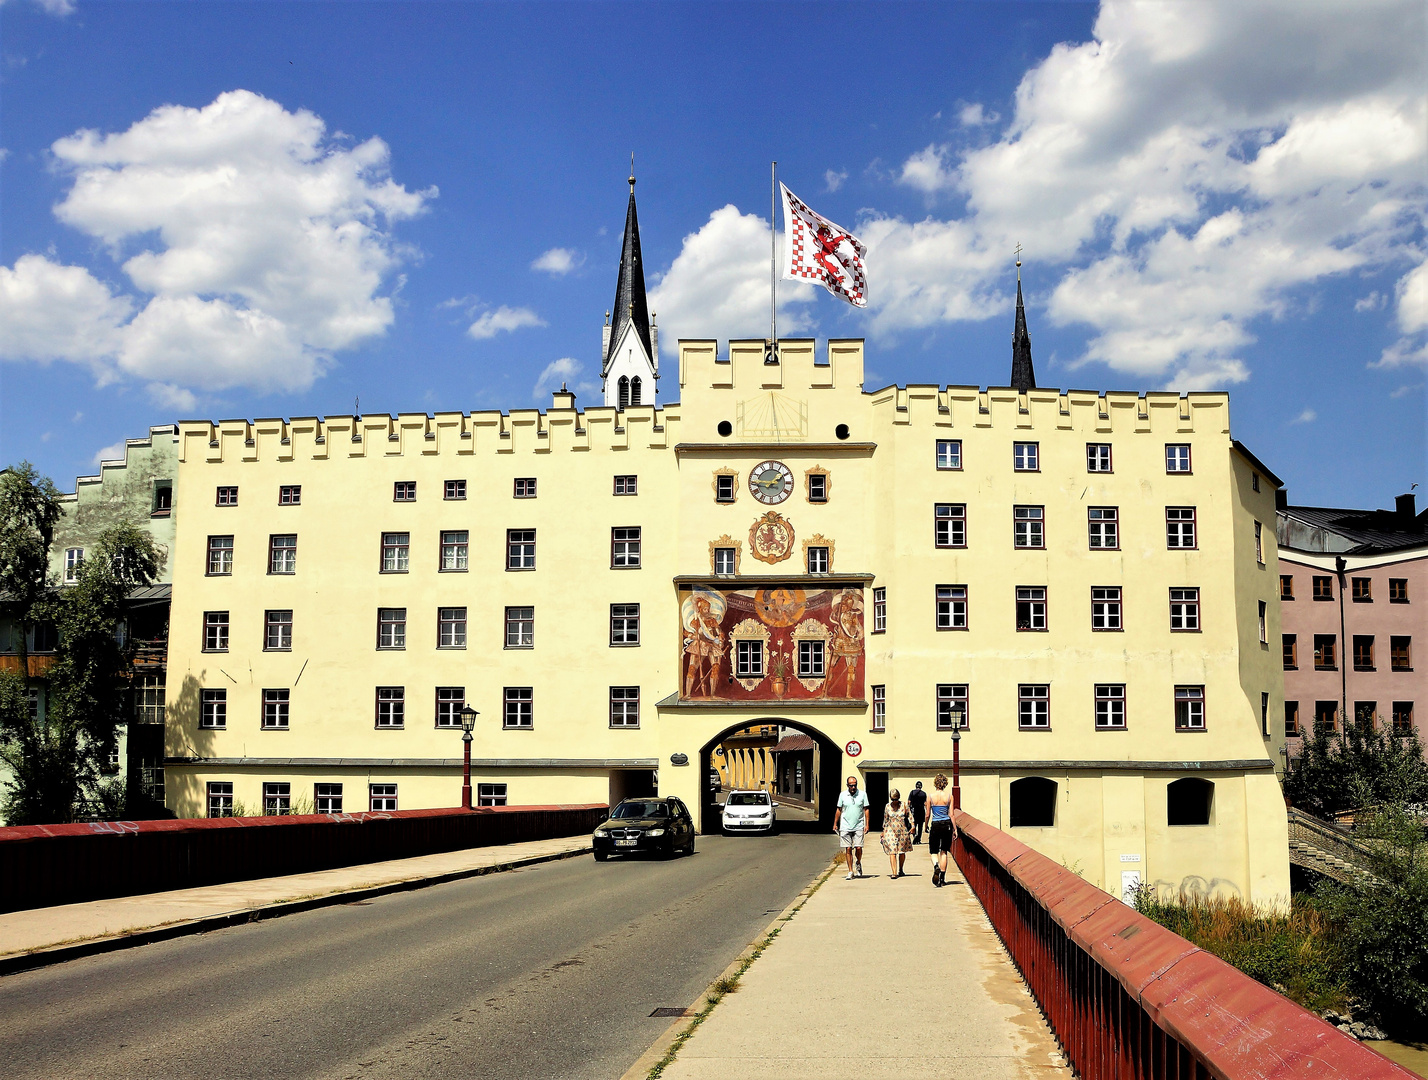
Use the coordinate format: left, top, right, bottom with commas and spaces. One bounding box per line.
1094, 726, 1128, 732
937, 626, 970, 632
1392, 667, 1414, 673
609, 642, 642, 648
1015, 628, 1049, 633
1091, 627, 1124, 633
608, 725, 641, 730
374, 725, 405, 731
501, 725, 534, 731
1173, 728, 1208, 734
260, 727, 290, 732
502, 645, 533, 651
379, 570, 410, 575
201, 649, 229, 654
1352, 598, 1373, 604
1169, 629, 1203, 634
934, 545, 968, 551
439, 568, 469, 573
268, 571, 296, 577
1017, 726, 1052, 732
1389, 599, 1410, 605
376, 647, 407, 652
438, 646, 468, 651
610, 565, 643, 571
263, 648, 293, 653
205, 573, 233, 578
199, 726, 226, 732
150, 510, 172, 518
506, 567, 537, 572
1353, 666, 1376, 672
1088, 547, 1122, 552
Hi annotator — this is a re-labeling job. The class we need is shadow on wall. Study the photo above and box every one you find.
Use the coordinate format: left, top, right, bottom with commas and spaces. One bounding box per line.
165, 673, 215, 817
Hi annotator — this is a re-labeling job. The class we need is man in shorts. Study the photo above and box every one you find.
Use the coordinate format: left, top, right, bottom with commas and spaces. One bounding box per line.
834, 775, 869, 879
926, 773, 957, 887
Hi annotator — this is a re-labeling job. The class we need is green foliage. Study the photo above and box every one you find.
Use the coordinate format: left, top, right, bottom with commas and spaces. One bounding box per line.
1284, 720, 1428, 818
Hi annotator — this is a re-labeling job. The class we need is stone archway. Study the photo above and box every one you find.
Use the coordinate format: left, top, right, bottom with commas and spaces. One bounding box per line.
697, 718, 843, 834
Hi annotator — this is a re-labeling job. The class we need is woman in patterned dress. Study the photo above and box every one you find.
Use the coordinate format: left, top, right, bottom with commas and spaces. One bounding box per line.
881, 789, 914, 878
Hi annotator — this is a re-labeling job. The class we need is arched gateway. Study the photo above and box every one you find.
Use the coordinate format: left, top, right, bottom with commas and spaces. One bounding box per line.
696, 719, 844, 834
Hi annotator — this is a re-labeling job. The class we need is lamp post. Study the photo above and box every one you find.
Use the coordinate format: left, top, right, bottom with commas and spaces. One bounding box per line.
459, 705, 479, 810
950, 705, 965, 812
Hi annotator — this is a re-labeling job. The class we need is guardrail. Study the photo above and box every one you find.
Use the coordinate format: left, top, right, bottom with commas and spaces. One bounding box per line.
0, 804, 606, 913
952, 810, 1412, 1080
1286, 808, 1377, 882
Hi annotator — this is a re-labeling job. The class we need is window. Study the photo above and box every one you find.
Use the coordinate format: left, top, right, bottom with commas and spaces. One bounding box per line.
1087, 507, 1118, 549
610, 603, 640, 646
1353, 635, 1375, 670
477, 783, 507, 807
378, 608, 407, 649
614, 475, 637, 495
1285, 701, 1301, 738
263, 782, 291, 815
1352, 577, 1372, 602
1312, 576, 1333, 601
269, 534, 296, 574
375, 686, 404, 728
715, 473, 736, 502
206, 536, 233, 575
736, 639, 765, 678
1013, 506, 1044, 549
503, 687, 533, 729
200, 689, 227, 729
1280, 575, 1294, 600
444, 479, 466, 500
1252, 472, 1260, 493
134, 674, 165, 725
1018, 685, 1050, 730
1353, 701, 1377, 730
713, 547, 736, 575
1255, 521, 1264, 564
1389, 578, 1408, 603
936, 440, 962, 470
1166, 507, 1197, 549
1393, 702, 1415, 737
152, 481, 173, 514
807, 472, 828, 503
370, 783, 398, 811
264, 610, 293, 651
514, 477, 537, 498
1283, 635, 1298, 669
31, 622, 57, 652
1009, 777, 1057, 827
1174, 686, 1205, 731
872, 587, 887, 633
1013, 442, 1039, 471
1391, 636, 1412, 671
1262, 692, 1271, 736
1165, 445, 1192, 473
1313, 634, 1337, 670
203, 611, 229, 652
315, 783, 343, 814
1258, 600, 1267, 644
504, 606, 532, 648
936, 684, 968, 731
611, 527, 642, 568
394, 481, 416, 502
610, 686, 640, 728
1091, 587, 1121, 631
1314, 701, 1338, 736
440, 531, 469, 571
1167, 778, 1213, 826
807, 546, 830, 574
1169, 588, 1200, 631
798, 639, 825, 678
64, 547, 84, 583
279, 485, 301, 506
936, 585, 968, 630
435, 687, 465, 728
381, 532, 410, 572
1086, 443, 1112, 472
871, 685, 886, 731
207, 782, 233, 818
507, 529, 536, 570
262, 689, 290, 730
1095, 684, 1126, 730
439, 607, 467, 648
935, 504, 966, 548
216, 485, 238, 506
1015, 586, 1046, 631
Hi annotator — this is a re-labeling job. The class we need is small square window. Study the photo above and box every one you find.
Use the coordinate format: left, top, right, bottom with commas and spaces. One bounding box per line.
935, 504, 966, 548
378, 608, 407, 649
439, 607, 467, 648
369, 783, 398, 812
1389, 578, 1408, 603
262, 689, 290, 730
264, 782, 291, 816
936, 440, 962, 470
505, 606, 533, 648
63, 547, 84, 583
798, 639, 825, 679
612, 527, 642, 568
715, 473, 736, 503
1283, 634, 1297, 670
1391, 636, 1412, 671
807, 473, 828, 503
807, 546, 830, 574
315, 783, 343, 814
279, 485, 301, 506
206, 536, 233, 576
503, 687, 533, 729
1086, 444, 1112, 472
611, 603, 640, 646
613, 475, 637, 496
610, 686, 640, 728
1091, 587, 1121, 631
1095, 685, 1126, 730
269, 534, 296, 574
507, 529, 536, 570
207, 782, 233, 818
936, 684, 968, 731
1280, 575, 1294, 601
713, 547, 736, 575
1013, 442, 1039, 471
1284, 700, 1301, 738
1165, 445, 1192, 473
200, 689, 227, 729
1392, 702, 1415, 737
203, 611, 229, 652
872, 587, 887, 634
735, 638, 765, 678
444, 479, 467, 500
265, 610, 293, 651
435, 687, 465, 728
871, 685, 886, 732
477, 783, 507, 807
1013, 506, 1044, 549
1016, 586, 1047, 631
216, 485, 239, 506
514, 478, 537, 498
1166, 507, 1197, 549
1312, 576, 1334, 601
1174, 686, 1205, 731
1018, 685, 1050, 730
1313, 634, 1337, 670
1352, 577, 1373, 602
393, 481, 416, 502
152, 481, 173, 515
381, 532, 410, 573
936, 585, 967, 630
1087, 507, 1118, 550
376, 686, 405, 728
441, 530, 469, 571
1170, 588, 1200, 631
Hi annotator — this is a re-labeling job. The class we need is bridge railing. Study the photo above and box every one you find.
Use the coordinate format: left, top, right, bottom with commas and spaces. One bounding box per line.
1286, 807, 1377, 877
952, 810, 1412, 1080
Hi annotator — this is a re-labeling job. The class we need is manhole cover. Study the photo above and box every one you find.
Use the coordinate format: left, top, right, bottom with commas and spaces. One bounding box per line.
650, 1007, 694, 1018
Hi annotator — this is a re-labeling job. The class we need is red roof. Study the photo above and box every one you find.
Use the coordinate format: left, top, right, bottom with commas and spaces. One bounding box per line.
772, 733, 816, 752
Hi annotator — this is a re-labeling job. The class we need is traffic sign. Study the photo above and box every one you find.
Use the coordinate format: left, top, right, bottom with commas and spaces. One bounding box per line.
845, 740, 862, 758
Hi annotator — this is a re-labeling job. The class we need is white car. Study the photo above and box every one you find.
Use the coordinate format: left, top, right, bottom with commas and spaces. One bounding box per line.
721, 790, 777, 834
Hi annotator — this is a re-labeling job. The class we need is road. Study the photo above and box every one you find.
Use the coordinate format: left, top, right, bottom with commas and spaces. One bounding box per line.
0, 833, 836, 1080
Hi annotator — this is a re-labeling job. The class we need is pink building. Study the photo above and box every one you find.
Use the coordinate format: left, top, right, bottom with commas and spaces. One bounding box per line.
1278, 493, 1426, 757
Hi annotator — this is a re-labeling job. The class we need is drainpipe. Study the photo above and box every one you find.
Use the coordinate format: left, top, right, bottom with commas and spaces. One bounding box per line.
1336, 555, 1348, 730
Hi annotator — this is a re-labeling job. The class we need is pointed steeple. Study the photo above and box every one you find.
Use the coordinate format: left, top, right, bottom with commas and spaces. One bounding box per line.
604, 162, 653, 375
1010, 254, 1036, 391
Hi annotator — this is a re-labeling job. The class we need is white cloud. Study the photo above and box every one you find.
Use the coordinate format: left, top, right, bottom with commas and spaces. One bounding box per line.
11, 0, 77, 15
1390, 382, 1423, 398
1290, 408, 1317, 425
648, 205, 817, 356
0, 89, 430, 398
92, 440, 125, 466
958, 103, 998, 127
1374, 258, 1428, 368
897, 144, 956, 195
824, 169, 848, 193
531, 247, 583, 276
532, 356, 600, 402
466, 305, 545, 340
1355, 292, 1387, 312
0, 255, 132, 370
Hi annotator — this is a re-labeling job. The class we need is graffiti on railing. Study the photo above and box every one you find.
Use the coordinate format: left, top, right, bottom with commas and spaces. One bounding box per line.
85, 820, 141, 836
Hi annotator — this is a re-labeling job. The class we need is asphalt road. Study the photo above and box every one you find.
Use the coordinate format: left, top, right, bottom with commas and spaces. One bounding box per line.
0, 832, 837, 1080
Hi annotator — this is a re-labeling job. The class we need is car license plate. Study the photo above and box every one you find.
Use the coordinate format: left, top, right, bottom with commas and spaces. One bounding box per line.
616, 838, 638, 847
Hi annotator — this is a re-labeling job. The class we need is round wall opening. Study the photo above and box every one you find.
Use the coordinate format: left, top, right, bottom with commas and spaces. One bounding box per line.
717, 420, 733, 437
834, 423, 850, 440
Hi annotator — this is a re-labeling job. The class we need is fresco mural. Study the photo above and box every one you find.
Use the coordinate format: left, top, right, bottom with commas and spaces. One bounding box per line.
678, 585, 865, 701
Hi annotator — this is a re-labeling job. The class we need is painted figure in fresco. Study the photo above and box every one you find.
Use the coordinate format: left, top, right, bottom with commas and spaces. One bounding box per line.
756, 586, 806, 627
826, 589, 864, 699
682, 594, 726, 698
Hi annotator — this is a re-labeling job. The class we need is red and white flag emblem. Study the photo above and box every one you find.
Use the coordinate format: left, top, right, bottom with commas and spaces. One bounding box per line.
780, 183, 868, 308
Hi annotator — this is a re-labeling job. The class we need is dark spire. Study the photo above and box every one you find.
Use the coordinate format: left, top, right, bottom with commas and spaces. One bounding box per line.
1010, 255, 1036, 391
605, 161, 652, 373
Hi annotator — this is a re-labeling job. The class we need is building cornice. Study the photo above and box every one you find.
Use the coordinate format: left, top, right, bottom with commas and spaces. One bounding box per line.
654, 694, 867, 711
674, 442, 876, 456
674, 573, 875, 586
855, 758, 1276, 773
1278, 547, 1427, 571
166, 757, 660, 769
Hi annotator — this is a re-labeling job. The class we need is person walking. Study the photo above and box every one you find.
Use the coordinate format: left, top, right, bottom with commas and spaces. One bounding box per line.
927, 773, 957, 887
907, 781, 928, 844
881, 788, 913, 878
834, 775, 870, 879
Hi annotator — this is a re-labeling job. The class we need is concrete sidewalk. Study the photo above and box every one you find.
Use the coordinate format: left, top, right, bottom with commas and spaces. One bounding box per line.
0, 834, 590, 967
656, 835, 1071, 1080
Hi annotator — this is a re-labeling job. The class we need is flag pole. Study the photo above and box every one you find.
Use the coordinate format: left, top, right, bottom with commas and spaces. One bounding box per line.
769, 161, 778, 364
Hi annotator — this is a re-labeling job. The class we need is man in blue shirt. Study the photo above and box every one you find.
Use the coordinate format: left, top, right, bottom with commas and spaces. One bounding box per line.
834, 775, 870, 879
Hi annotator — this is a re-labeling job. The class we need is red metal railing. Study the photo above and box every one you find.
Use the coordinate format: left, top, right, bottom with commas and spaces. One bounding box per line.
952, 810, 1414, 1080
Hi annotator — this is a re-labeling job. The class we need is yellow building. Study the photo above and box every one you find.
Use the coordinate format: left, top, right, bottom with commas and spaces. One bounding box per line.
163, 186, 1289, 901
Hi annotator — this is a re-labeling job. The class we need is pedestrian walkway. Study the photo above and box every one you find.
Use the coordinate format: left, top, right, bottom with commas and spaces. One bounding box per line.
0, 834, 589, 961
657, 834, 1070, 1080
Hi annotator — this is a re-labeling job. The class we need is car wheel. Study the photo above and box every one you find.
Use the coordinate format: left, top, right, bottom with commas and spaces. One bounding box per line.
593, 850, 608, 861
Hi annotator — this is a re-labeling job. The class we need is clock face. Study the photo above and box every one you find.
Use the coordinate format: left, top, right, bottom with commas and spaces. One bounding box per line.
749, 460, 795, 504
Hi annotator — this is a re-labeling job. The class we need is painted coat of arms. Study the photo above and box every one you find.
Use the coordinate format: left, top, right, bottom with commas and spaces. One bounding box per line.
749, 511, 795, 564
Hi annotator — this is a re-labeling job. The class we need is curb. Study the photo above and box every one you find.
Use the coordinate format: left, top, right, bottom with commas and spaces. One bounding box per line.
0, 844, 590, 978
618, 853, 842, 1080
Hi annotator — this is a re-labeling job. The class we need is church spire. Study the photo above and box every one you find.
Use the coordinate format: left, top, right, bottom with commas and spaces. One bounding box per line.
604, 159, 653, 375
1010, 251, 1036, 391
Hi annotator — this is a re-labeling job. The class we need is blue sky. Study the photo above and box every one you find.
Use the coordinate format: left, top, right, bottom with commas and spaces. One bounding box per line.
2, 0, 1423, 509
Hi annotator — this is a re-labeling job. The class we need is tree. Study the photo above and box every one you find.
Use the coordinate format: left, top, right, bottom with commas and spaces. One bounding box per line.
1284, 717, 1428, 819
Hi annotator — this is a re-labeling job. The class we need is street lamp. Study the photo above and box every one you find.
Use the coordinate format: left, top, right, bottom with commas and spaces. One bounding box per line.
950, 705, 965, 812
460, 705, 479, 810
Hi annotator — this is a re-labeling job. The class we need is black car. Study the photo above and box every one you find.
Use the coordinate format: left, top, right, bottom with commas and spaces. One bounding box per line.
592, 797, 696, 860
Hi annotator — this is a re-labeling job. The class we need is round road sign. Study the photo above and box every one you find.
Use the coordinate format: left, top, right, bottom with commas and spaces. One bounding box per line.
845, 740, 862, 758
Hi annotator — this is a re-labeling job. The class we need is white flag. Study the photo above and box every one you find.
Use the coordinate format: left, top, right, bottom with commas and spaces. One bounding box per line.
780, 183, 868, 308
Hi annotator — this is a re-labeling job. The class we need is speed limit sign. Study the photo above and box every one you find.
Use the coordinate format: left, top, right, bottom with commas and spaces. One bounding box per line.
845, 740, 862, 758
